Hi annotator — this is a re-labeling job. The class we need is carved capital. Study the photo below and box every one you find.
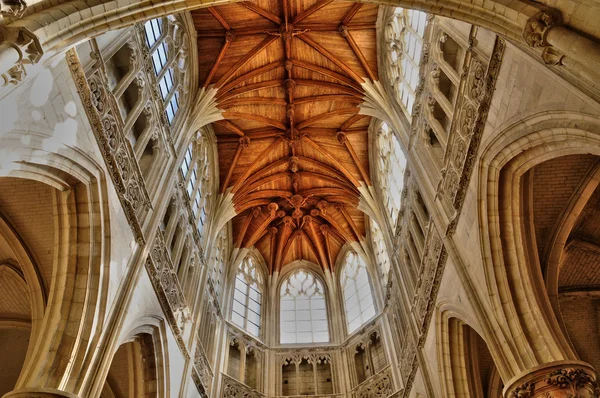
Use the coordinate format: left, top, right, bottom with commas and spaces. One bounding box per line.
541, 47, 565, 66
0, 0, 27, 20
1, 28, 42, 87
239, 136, 250, 148
505, 362, 599, 398
523, 10, 561, 48
338, 24, 349, 38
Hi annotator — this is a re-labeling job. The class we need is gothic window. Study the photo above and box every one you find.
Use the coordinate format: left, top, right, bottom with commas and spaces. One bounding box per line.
377, 122, 407, 227
231, 257, 263, 337
280, 270, 329, 344
371, 220, 392, 283
341, 251, 376, 333
211, 227, 228, 299
143, 18, 180, 124
180, 135, 211, 239
385, 8, 428, 115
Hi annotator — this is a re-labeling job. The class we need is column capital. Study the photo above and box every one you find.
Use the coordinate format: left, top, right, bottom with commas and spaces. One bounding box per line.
523, 9, 562, 48
503, 360, 600, 398
0, 26, 42, 87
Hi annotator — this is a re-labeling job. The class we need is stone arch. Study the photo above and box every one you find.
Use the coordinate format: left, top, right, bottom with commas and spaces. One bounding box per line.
477, 112, 600, 378
99, 318, 169, 398
0, 131, 111, 397
437, 308, 504, 397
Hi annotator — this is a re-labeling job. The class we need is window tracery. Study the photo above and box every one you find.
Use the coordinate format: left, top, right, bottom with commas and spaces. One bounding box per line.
370, 220, 391, 284
143, 17, 182, 124
280, 270, 329, 344
384, 8, 428, 116
376, 122, 407, 227
180, 134, 211, 240
341, 251, 377, 333
231, 257, 263, 337
211, 226, 228, 299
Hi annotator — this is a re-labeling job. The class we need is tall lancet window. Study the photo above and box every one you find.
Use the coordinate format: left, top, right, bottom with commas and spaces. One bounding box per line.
385, 8, 428, 115
231, 257, 263, 337
377, 123, 407, 227
341, 251, 376, 333
211, 227, 228, 299
371, 220, 392, 284
280, 270, 329, 344
180, 135, 211, 239
143, 17, 181, 124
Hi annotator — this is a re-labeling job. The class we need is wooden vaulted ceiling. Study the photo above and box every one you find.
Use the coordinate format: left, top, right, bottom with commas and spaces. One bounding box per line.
191, 0, 379, 273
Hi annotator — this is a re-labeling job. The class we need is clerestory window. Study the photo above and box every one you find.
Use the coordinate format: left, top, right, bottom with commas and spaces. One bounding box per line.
377, 122, 407, 227
231, 257, 263, 337
385, 8, 428, 116
341, 251, 376, 333
143, 17, 180, 124
280, 270, 329, 344
371, 220, 392, 284
179, 135, 210, 239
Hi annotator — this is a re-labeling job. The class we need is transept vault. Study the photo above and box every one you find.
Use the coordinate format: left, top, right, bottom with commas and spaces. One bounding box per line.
0, 0, 600, 398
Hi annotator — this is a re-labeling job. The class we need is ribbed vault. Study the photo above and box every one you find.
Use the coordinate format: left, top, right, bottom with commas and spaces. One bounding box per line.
192, 0, 378, 273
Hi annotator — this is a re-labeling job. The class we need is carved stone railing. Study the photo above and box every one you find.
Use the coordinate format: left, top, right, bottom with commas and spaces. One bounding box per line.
352, 366, 394, 398
145, 228, 190, 349
67, 47, 152, 243
221, 374, 265, 398
192, 340, 214, 397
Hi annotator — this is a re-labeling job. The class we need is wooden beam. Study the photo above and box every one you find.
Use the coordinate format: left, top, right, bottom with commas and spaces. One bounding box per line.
295, 79, 363, 97
279, 229, 302, 271
301, 137, 361, 187
221, 139, 249, 193
232, 137, 284, 192
341, 3, 363, 25
293, 0, 334, 24
336, 203, 362, 241
339, 26, 377, 82
222, 111, 287, 130
294, 94, 362, 105
299, 229, 320, 266
275, 218, 294, 271
219, 61, 284, 95
298, 34, 364, 84
246, 208, 278, 248
215, 35, 279, 88
295, 22, 375, 31
235, 190, 293, 206
337, 132, 372, 185
246, 129, 283, 140
218, 80, 284, 101
235, 209, 257, 248
321, 225, 334, 270
214, 119, 245, 137
236, 172, 291, 198
296, 107, 360, 130
269, 227, 278, 274
340, 114, 367, 130
208, 7, 231, 30
292, 60, 362, 89
240, 1, 282, 24
296, 155, 353, 185
204, 36, 233, 88
307, 219, 329, 270
219, 97, 288, 108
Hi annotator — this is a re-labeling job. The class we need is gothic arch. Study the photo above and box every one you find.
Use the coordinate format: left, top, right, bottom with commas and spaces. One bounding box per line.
437, 309, 504, 398
0, 130, 112, 397
477, 112, 600, 378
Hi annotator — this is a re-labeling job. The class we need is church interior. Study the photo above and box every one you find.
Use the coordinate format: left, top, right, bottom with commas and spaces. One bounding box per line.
0, 0, 600, 396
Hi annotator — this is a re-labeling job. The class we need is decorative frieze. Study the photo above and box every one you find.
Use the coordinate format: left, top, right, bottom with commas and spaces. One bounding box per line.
193, 341, 214, 397
66, 48, 151, 243
438, 37, 505, 235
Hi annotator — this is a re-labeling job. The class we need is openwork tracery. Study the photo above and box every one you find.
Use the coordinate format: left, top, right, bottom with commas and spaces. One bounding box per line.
180, 133, 211, 240
370, 220, 392, 283
384, 8, 428, 116
143, 17, 184, 124
280, 270, 329, 344
376, 122, 407, 228
231, 256, 263, 337
340, 251, 376, 333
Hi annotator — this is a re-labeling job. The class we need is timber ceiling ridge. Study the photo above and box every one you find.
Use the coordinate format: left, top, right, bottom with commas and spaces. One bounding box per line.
194, 0, 377, 269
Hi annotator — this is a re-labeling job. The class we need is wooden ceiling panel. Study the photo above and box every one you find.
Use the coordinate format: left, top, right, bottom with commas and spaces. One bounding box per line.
192, 0, 379, 273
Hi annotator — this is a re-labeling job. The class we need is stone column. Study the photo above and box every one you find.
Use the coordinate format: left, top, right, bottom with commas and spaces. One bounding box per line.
503, 361, 600, 398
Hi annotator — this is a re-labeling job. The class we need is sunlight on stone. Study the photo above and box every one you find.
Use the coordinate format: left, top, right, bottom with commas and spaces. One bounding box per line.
0, 96, 17, 136
44, 118, 78, 152
30, 69, 53, 107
